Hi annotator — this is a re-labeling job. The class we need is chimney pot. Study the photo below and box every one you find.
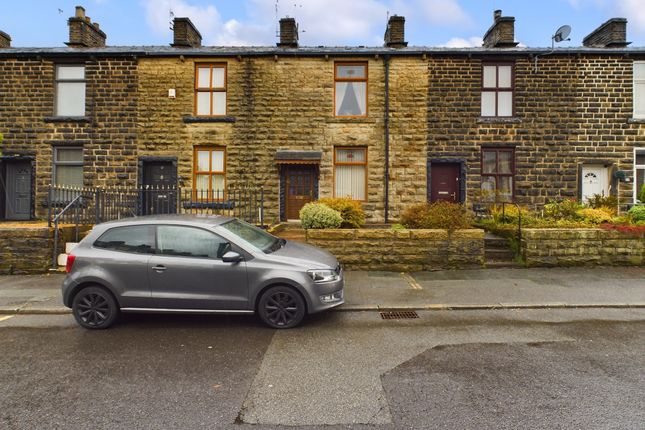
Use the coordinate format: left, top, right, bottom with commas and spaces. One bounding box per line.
171, 17, 202, 48
0, 30, 11, 48
582, 18, 630, 48
75, 6, 85, 18
66, 6, 107, 47
494, 10, 502, 22
483, 9, 518, 48
384, 15, 408, 48
277, 17, 298, 48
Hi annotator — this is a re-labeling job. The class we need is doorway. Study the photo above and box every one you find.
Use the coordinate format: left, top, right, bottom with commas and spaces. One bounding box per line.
284, 165, 317, 220
2, 160, 33, 220
140, 159, 178, 215
429, 163, 461, 203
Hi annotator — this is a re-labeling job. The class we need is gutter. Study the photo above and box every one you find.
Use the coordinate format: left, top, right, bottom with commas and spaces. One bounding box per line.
384, 55, 390, 224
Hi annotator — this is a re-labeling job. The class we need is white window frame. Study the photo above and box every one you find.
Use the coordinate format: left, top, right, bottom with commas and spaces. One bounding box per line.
55, 65, 86, 117
635, 148, 645, 203
635, 61, 645, 119
53, 147, 83, 188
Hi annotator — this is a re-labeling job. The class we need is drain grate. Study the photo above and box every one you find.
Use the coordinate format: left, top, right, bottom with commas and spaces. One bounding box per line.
380, 310, 419, 320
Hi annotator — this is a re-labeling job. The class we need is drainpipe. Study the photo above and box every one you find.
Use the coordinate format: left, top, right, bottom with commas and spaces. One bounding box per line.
384, 55, 390, 223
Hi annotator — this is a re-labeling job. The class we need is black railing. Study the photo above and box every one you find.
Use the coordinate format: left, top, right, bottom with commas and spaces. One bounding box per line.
473, 200, 523, 245
47, 185, 265, 226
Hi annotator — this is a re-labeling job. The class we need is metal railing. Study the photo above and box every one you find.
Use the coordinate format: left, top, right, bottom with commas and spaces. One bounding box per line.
51, 194, 84, 268
473, 200, 523, 245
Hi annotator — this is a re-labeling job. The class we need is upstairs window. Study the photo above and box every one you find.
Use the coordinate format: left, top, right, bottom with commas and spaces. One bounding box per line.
55, 65, 85, 116
481, 148, 514, 202
194, 147, 226, 199
481, 64, 514, 117
335, 62, 367, 117
635, 61, 645, 119
195, 64, 227, 116
335, 147, 367, 201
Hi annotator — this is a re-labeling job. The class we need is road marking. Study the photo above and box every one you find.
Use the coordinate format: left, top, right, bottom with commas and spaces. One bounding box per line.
0, 315, 15, 322
400, 272, 423, 290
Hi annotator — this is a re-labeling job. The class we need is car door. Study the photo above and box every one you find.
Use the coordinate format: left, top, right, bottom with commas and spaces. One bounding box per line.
148, 225, 248, 310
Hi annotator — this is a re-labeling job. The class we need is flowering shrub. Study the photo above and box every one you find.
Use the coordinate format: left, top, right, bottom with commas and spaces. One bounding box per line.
317, 197, 365, 228
400, 201, 472, 230
600, 223, 645, 237
299, 203, 343, 229
544, 199, 583, 220
576, 207, 614, 224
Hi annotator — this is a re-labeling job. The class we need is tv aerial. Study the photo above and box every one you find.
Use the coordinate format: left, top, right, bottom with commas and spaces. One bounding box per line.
534, 24, 571, 72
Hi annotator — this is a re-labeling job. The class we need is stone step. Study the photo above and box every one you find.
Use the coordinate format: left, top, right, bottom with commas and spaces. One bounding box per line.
484, 237, 510, 248
485, 260, 525, 269
485, 248, 515, 260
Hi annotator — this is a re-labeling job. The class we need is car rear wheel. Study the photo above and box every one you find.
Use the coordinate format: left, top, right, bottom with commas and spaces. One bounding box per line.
72, 286, 119, 329
257, 286, 306, 329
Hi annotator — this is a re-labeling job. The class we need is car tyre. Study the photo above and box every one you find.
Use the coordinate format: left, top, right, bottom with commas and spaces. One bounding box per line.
72, 286, 119, 329
257, 286, 306, 329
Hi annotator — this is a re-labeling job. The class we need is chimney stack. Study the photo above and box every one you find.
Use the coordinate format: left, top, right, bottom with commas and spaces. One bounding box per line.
277, 17, 298, 48
483, 9, 518, 48
66, 6, 107, 48
384, 15, 407, 48
172, 17, 202, 48
0, 30, 11, 48
583, 18, 630, 48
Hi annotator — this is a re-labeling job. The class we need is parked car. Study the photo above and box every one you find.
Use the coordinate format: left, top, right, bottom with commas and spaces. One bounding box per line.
62, 215, 344, 329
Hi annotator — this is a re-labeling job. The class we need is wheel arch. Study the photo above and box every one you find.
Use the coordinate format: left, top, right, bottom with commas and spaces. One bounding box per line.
254, 282, 309, 316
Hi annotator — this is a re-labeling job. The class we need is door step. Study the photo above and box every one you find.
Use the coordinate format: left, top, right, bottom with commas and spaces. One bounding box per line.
484, 233, 522, 268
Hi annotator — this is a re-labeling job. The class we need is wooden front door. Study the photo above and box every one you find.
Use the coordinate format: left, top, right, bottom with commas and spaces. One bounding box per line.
285, 166, 316, 220
431, 164, 460, 203
5, 161, 32, 220
141, 161, 177, 215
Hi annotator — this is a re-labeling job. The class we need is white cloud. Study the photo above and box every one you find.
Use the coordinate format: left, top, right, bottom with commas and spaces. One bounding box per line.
416, 0, 471, 26
616, 0, 645, 33
441, 36, 483, 48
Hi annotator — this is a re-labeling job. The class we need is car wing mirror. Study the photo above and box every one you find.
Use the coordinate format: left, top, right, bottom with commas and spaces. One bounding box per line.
222, 251, 242, 263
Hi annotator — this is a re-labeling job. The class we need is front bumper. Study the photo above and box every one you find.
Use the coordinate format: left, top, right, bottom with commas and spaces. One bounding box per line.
308, 275, 345, 313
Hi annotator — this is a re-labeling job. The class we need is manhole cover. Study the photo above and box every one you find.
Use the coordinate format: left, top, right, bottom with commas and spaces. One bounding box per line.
380, 310, 419, 320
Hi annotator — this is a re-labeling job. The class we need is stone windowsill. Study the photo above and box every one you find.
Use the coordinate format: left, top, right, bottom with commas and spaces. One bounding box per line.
43, 116, 90, 123
476, 117, 522, 124
627, 118, 645, 124
182, 115, 236, 123
325, 117, 377, 124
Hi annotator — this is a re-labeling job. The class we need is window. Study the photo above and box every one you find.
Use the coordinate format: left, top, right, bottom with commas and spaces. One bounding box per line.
635, 62, 645, 119
94, 226, 155, 254
335, 62, 367, 117
481, 64, 514, 117
481, 148, 514, 202
53, 147, 83, 188
157, 225, 229, 259
195, 64, 226, 116
335, 147, 367, 201
55, 65, 85, 116
636, 149, 645, 203
194, 147, 225, 199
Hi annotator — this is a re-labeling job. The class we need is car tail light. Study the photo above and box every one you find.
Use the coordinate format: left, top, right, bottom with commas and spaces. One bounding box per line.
65, 254, 76, 273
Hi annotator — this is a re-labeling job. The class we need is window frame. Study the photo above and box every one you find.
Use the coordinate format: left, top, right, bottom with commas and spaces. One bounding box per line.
480, 147, 515, 201
193, 146, 226, 201
635, 148, 645, 203
481, 62, 515, 118
52, 146, 84, 188
54, 64, 86, 117
194, 63, 227, 117
333, 146, 368, 202
334, 62, 368, 118
93, 225, 156, 255
634, 61, 645, 119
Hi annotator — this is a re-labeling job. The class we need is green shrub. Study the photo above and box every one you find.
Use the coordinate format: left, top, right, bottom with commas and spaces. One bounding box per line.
576, 207, 613, 224
544, 199, 584, 220
317, 197, 365, 228
639, 184, 645, 204
390, 223, 406, 231
627, 205, 645, 222
299, 203, 343, 229
586, 194, 618, 214
400, 201, 472, 230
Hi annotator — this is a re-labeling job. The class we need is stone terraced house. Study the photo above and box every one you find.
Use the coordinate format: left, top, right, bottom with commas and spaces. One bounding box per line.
0, 6, 644, 225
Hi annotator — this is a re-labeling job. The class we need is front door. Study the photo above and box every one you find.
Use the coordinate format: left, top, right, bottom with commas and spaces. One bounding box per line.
430, 163, 460, 203
581, 165, 609, 203
285, 166, 316, 220
5, 161, 32, 220
141, 161, 177, 215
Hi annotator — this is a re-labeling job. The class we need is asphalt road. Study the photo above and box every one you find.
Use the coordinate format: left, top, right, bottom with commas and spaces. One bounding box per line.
1, 309, 644, 430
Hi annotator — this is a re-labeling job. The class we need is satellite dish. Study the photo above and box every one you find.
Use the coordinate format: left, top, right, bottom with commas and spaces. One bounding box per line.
553, 25, 571, 43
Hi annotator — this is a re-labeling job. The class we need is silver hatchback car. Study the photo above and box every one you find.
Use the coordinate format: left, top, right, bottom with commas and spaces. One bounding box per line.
62, 215, 344, 329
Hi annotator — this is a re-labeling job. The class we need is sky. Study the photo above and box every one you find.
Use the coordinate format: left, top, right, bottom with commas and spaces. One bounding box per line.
1, 0, 645, 48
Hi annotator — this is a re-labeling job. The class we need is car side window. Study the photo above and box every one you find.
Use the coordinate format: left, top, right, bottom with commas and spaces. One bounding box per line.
94, 225, 155, 254
157, 225, 229, 259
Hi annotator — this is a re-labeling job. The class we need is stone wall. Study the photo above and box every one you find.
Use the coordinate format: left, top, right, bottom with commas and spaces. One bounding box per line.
522, 228, 644, 266
305, 228, 485, 271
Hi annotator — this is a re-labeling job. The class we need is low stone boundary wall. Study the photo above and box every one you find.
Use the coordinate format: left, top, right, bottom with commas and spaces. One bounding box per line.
522, 228, 644, 267
305, 228, 485, 271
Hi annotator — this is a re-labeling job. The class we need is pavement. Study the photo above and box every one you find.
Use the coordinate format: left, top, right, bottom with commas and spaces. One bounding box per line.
0, 266, 644, 315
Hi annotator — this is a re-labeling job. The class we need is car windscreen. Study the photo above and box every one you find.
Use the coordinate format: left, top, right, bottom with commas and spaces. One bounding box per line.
220, 219, 281, 253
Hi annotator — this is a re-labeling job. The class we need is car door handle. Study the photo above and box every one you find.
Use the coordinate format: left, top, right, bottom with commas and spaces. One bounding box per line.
152, 265, 167, 272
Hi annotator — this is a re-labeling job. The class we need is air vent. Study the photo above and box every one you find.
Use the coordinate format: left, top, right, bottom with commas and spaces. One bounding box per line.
380, 310, 419, 320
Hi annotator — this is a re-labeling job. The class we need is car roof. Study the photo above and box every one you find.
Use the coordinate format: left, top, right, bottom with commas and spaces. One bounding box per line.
96, 214, 234, 228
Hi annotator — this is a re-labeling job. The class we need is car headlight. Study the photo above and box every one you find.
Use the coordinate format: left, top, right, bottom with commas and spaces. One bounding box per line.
307, 269, 339, 283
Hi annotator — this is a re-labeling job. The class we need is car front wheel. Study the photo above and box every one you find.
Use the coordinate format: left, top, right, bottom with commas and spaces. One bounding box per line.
72, 286, 119, 329
257, 286, 306, 329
